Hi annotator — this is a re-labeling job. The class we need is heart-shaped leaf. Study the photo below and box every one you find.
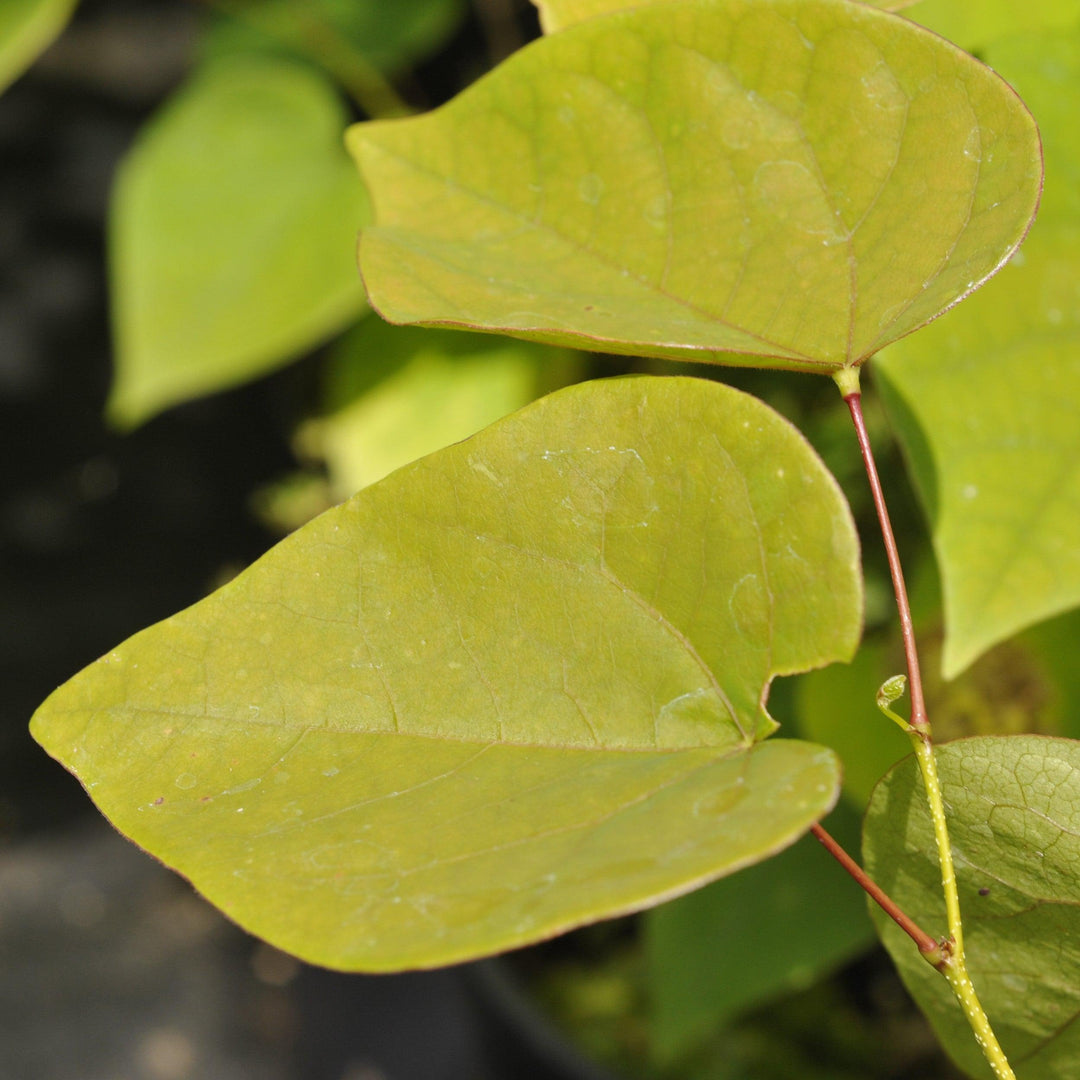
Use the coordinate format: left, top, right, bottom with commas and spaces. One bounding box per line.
876, 29, 1080, 676
905, 0, 1080, 53
863, 735, 1080, 1080
349, 0, 1040, 375
0, 0, 77, 94
32, 375, 860, 971
108, 57, 369, 429
533, 0, 916, 35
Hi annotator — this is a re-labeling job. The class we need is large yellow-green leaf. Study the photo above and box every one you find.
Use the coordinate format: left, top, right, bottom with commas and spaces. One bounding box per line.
905, 0, 1080, 53
299, 319, 579, 498
532, 0, 915, 35
108, 58, 369, 429
0, 0, 77, 94
876, 30, 1080, 677
864, 736, 1080, 1079
349, 0, 1040, 375
32, 376, 860, 971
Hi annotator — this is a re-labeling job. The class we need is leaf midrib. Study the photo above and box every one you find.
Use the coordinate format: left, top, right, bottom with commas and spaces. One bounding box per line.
64, 704, 748, 755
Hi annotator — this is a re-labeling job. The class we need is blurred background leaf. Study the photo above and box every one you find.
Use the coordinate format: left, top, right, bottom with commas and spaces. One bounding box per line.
200, 0, 467, 78
875, 24, 1080, 676
297, 318, 580, 499
0, 0, 78, 95
107, 56, 369, 428
904, 0, 1080, 52
645, 800, 873, 1067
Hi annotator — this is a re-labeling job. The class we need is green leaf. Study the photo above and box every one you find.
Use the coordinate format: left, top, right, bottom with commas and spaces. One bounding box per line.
200, 0, 466, 78
905, 0, 1080, 54
532, 0, 915, 35
1023, 607, 1080, 742
298, 319, 580, 497
108, 58, 369, 429
863, 735, 1080, 1079
32, 375, 860, 971
645, 798, 874, 1064
876, 29, 1080, 676
0, 0, 77, 94
349, 0, 1040, 374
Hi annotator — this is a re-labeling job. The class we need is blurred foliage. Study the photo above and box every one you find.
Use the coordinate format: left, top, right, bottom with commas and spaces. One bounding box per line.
0, 0, 77, 94
297, 319, 581, 498
525, 914, 967, 1080
107, 56, 370, 427
200, 0, 467, 77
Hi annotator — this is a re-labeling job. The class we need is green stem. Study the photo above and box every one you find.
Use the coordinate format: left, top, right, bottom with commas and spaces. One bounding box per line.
909, 733, 964, 959
906, 734, 1014, 1075
942, 961, 1018, 1079
836, 372, 1016, 1080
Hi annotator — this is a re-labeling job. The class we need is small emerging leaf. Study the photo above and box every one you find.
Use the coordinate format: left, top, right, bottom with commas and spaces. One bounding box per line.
32, 376, 860, 971
108, 58, 369, 428
876, 672, 907, 710
0, 0, 77, 95
864, 735, 1080, 1079
797, 590, 1080, 809
350, 0, 1040, 375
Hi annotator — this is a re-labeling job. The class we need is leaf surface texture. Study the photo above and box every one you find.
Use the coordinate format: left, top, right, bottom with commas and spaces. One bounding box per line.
534, 0, 914, 34
350, 0, 1040, 374
33, 376, 860, 970
864, 735, 1080, 1079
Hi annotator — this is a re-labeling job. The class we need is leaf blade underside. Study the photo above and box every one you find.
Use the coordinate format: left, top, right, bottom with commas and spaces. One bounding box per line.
876, 28, 1080, 676
864, 735, 1080, 1080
